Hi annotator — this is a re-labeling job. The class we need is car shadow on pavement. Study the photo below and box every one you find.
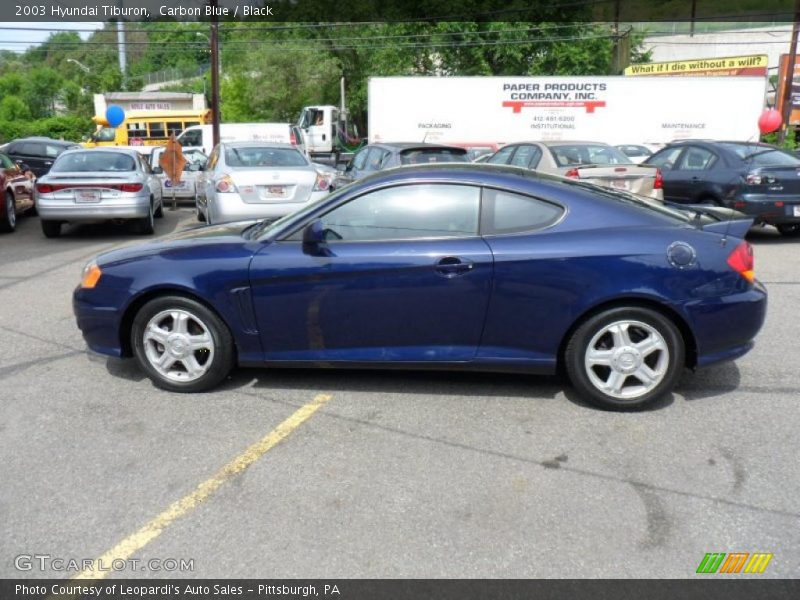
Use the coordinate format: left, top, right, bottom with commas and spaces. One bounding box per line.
747, 225, 797, 245
674, 361, 742, 401
105, 357, 148, 383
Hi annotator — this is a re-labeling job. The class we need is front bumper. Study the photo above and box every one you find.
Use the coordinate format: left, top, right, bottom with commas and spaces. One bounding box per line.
37, 194, 150, 222
73, 286, 129, 357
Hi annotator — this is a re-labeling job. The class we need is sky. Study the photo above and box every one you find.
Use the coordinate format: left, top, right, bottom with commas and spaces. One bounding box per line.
0, 22, 103, 53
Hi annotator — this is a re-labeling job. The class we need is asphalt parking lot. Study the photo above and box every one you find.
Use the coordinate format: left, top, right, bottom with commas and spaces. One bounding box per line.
1, 208, 798, 579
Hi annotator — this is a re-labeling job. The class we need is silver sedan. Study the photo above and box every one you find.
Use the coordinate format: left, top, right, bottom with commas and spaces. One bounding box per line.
35, 148, 163, 238
197, 142, 332, 225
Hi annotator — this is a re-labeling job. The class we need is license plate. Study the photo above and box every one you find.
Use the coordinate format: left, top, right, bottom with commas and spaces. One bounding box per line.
794, 205, 800, 217
610, 180, 630, 190
75, 189, 101, 203
265, 185, 286, 198
165, 180, 187, 189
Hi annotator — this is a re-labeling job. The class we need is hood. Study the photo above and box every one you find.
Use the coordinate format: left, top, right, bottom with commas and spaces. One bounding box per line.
95, 220, 260, 266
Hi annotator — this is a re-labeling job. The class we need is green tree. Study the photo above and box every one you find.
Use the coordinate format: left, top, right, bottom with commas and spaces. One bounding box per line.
0, 95, 31, 121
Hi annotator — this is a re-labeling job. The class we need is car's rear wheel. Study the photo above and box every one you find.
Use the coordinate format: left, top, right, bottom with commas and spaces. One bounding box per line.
776, 223, 800, 237
40, 219, 61, 238
132, 295, 235, 393
131, 200, 155, 234
154, 197, 164, 218
565, 307, 684, 410
0, 192, 16, 233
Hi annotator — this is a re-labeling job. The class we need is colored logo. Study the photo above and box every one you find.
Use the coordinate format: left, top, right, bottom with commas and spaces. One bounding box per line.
696, 552, 773, 574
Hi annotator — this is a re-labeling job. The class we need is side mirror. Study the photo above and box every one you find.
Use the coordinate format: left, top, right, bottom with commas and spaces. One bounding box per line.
302, 219, 325, 245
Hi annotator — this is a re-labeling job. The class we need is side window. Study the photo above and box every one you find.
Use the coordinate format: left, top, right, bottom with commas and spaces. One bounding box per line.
6, 143, 19, 155
677, 147, 717, 171
179, 129, 202, 147
148, 122, 166, 139
351, 147, 369, 170
0, 154, 15, 169
647, 146, 684, 171
44, 144, 61, 158
488, 146, 515, 165
481, 188, 564, 235
510, 145, 542, 169
166, 122, 183, 136
19, 143, 43, 157
317, 184, 480, 242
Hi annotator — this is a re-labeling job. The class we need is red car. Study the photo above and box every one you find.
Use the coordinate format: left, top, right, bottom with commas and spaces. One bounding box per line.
0, 152, 35, 233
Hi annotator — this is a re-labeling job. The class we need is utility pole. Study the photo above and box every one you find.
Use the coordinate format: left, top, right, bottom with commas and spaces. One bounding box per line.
611, 0, 621, 73
778, 0, 800, 145
210, 0, 221, 149
116, 21, 127, 89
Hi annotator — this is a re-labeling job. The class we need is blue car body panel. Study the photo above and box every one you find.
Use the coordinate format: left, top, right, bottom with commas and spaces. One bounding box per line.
73, 166, 767, 376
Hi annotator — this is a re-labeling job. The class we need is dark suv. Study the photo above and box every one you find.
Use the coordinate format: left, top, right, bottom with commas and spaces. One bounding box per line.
644, 140, 800, 236
3, 137, 81, 178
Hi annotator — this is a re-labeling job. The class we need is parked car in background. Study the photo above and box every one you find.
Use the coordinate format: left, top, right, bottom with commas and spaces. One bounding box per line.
616, 144, 653, 164
198, 142, 331, 224
35, 148, 163, 238
150, 146, 207, 204
644, 140, 800, 236
0, 152, 36, 233
177, 123, 305, 156
487, 141, 663, 200
3, 137, 81, 178
339, 143, 469, 184
73, 164, 766, 411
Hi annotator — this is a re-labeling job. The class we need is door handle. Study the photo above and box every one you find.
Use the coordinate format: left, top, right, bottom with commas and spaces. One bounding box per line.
435, 256, 474, 277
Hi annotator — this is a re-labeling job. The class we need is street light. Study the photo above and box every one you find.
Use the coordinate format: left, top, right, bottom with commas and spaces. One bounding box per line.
66, 58, 91, 74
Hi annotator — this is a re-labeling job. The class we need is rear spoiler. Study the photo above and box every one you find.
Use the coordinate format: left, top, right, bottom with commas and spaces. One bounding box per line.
676, 203, 753, 239
701, 218, 753, 239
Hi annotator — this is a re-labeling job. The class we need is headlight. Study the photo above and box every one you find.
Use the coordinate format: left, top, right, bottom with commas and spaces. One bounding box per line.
80, 260, 102, 289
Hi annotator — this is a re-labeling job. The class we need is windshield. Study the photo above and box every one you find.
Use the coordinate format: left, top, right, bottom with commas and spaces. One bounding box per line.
720, 142, 800, 167
51, 152, 136, 173
399, 148, 468, 165
550, 144, 632, 167
94, 127, 117, 142
225, 146, 308, 168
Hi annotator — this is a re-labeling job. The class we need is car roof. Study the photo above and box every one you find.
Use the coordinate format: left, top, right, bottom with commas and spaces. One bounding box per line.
370, 142, 467, 152
59, 147, 143, 157
220, 141, 297, 149
14, 137, 77, 146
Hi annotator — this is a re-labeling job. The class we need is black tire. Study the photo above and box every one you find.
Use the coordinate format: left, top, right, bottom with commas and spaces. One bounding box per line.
0, 191, 16, 233
196, 205, 206, 222
131, 295, 235, 393
131, 200, 155, 235
776, 223, 800, 237
564, 306, 684, 411
40, 219, 61, 238
154, 197, 164, 218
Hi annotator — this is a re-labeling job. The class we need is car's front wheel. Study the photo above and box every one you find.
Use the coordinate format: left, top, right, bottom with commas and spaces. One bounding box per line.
0, 192, 16, 233
132, 295, 235, 393
565, 307, 684, 410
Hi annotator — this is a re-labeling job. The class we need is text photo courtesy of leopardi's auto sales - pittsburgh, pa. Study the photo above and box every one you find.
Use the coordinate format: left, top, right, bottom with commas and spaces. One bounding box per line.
0, 0, 799, 598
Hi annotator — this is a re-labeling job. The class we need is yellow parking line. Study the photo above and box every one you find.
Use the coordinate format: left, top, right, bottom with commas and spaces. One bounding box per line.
72, 393, 332, 581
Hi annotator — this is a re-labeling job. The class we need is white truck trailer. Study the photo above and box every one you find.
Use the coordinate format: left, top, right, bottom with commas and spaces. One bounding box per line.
367, 76, 766, 148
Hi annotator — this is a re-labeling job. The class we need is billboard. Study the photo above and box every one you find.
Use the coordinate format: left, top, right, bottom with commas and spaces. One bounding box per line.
624, 55, 768, 77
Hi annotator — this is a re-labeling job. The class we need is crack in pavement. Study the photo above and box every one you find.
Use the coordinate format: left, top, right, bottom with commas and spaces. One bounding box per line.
0, 350, 83, 380
0, 325, 85, 353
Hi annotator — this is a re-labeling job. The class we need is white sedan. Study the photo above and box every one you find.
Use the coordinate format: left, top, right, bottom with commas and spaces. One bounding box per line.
198, 142, 332, 224
150, 147, 207, 203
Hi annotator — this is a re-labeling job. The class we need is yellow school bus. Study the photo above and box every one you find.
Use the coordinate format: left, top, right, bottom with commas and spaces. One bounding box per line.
86, 109, 212, 147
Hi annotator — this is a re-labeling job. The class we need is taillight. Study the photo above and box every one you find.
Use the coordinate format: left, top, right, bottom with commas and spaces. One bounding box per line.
290, 131, 297, 145
36, 183, 54, 194
215, 175, 237, 193
745, 172, 776, 185
313, 173, 330, 192
118, 183, 143, 193
36, 183, 142, 193
727, 241, 755, 282
564, 168, 580, 178
654, 168, 663, 190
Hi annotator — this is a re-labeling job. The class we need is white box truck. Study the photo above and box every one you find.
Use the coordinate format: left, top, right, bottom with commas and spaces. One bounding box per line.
365, 76, 766, 148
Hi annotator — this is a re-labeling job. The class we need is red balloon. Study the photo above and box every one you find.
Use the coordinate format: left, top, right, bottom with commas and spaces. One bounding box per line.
758, 109, 782, 134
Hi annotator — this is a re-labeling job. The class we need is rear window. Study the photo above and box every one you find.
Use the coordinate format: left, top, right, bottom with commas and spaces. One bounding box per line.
720, 143, 800, 167
550, 144, 632, 167
51, 152, 137, 172
399, 148, 468, 165
224, 146, 307, 167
